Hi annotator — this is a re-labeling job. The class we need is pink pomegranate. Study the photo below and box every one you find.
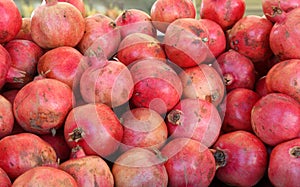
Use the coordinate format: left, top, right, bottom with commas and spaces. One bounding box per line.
200, 0, 246, 30
119, 107, 168, 152
161, 138, 216, 186
129, 59, 183, 114
12, 166, 77, 186
78, 13, 121, 59
112, 147, 168, 187
268, 138, 300, 187
30, 0, 85, 49
163, 18, 211, 67
150, 0, 196, 33
251, 93, 300, 146
0, 0, 22, 43
13, 78, 73, 134
58, 0, 86, 17
229, 15, 273, 63
117, 33, 166, 66
0, 95, 14, 139
0, 45, 12, 90
0, 133, 57, 179
166, 98, 222, 147
64, 103, 123, 157
115, 9, 157, 39
14, 18, 32, 41
255, 76, 269, 97
213, 130, 268, 186
0, 167, 11, 187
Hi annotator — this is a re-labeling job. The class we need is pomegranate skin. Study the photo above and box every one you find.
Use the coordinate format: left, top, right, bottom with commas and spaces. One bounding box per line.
213, 130, 268, 187
0, 0, 22, 43
0, 95, 14, 138
30, 0, 85, 49
0, 167, 11, 187
251, 93, 300, 146
0, 45, 12, 90
161, 138, 216, 187
268, 138, 300, 187
12, 166, 78, 187
14, 18, 32, 41
58, 0, 86, 17
255, 76, 269, 97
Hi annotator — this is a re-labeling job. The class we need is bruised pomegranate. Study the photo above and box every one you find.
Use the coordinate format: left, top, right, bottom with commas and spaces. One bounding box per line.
161, 138, 216, 186
115, 9, 157, 39
213, 130, 268, 186
0, 0, 22, 43
150, 0, 196, 33
166, 98, 222, 147
0, 95, 14, 139
0, 133, 57, 179
119, 107, 168, 152
112, 147, 168, 187
30, 0, 85, 49
12, 166, 77, 186
64, 103, 123, 157
0, 167, 11, 187
251, 93, 300, 146
13, 78, 73, 134
200, 0, 246, 30
268, 138, 300, 187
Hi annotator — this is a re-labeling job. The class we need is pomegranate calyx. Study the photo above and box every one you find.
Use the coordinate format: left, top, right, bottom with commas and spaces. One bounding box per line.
167, 109, 184, 126
211, 148, 226, 169
223, 73, 234, 86
290, 146, 300, 158
68, 127, 85, 142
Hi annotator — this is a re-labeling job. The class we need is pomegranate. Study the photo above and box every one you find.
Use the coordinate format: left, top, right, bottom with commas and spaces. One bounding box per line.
161, 138, 216, 186
163, 18, 211, 68
268, 138, 300, 187
179, 63, 225, 106
30, 0, 85, 49
222, 88, 261, 132
200, 0, 246, 30
13, 78, 73, 134
265, 59, 300, 102
80, 60, 134, 108
150, 0, 196, 33
115, 9, 157, 39
12, 166, 77, 186
60, 146, 114, 187
37, 46, 83, 89
269, 7, 300, 60
58, 0, 86, 17
251, 93, 300, 146
0, 95, 14, 139
14, 18, 32, 41
119, 107, 168, 152
64, 103, 123, 157
229, 15, 273, 63
212, 130, 268, 186
0, 133, 57, 179
0, 45, 11, 90
0, 167, 11, 187
166, 98, 222, 147
77, 13, 121, 59
255, 76, 269, 97
117, 33, 166, 66
112, 147, 168, 187
0, 0, 22, 43
262, 0, 300, 22
129, 58, 183, 114
215, 49, 256, 91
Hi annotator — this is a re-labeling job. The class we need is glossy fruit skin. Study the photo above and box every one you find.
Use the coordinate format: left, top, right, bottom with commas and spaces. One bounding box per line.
268, 138, 300, 187
200, 0, 246, 30
161, 138, 216, 187
255, 76, 269, 97
0, 133, 57, 180
222, 88, 261, 132
60, 155, 114, 187
0, 0, 22, 44
129, 59, 182, 114
150, 0, 196, 33
216, 49, 256, 91
163, 18, 211, 68
64, 103, 123, 157
0, 95, 14, 139
251, 93, 300, 146
265, 59, 300, 102
112, 147, 168, 187
12, 166, 78, 187
115, 9, 157, 39
0, 167, 11, 187
31, 0, 85, 49
229, 15, 273, 63
213, 131, 268, 187
166, 98, 222, 147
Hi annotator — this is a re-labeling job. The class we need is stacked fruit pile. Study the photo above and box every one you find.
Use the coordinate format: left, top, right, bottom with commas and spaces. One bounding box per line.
0, 0, 299, 186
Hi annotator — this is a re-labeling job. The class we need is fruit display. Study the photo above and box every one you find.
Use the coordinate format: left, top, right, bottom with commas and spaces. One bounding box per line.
1, 0, 300, 186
